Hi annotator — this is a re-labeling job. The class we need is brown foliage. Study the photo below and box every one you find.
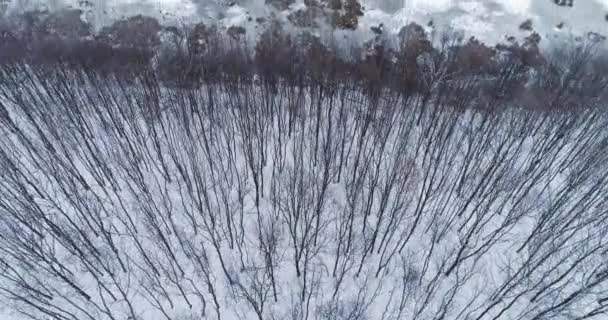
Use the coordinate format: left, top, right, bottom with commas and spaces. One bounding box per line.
519, 19, 533, 31
97, 15, 161, 50
332, 0, 363, 30
255, 20, 297, 86
392, 23, 433, 93
456, 37, 496, 72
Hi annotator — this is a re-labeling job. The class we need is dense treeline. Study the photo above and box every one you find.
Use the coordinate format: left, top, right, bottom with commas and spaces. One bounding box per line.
2, 9, 607, 108
1, 10, 608, 320
0, 9, 598, 90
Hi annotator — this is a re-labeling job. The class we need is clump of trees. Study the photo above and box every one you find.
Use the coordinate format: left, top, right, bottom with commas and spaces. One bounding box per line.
0, 9, 579, 95
0, 10, 164, 71
96, 14, 161, 49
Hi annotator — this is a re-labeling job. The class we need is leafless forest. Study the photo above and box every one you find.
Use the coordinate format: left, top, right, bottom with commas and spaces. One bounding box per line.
1, 11, 608, 320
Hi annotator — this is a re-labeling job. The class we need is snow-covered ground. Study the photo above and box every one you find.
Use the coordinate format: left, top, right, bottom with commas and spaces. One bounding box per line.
3, 0, 608, 47
0, 63, 607, 320
360, 0, 608, 45
0, 2, 608, 320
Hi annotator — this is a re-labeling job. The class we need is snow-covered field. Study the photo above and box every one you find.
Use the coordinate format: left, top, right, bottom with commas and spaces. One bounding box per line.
3, 0, 608, 47
0, 1, 607, 319
0, 60, 607, 319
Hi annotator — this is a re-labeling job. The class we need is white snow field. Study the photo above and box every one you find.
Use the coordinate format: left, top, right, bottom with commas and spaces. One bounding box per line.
0, 56, 607, 320
3, 0, 608, 46
0, 1, 608, 320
